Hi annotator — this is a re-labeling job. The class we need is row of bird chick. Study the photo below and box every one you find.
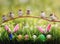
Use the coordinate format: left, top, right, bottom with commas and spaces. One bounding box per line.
2, 9, 31, 22
2, 9, 58, 22
40, 11, 58, 21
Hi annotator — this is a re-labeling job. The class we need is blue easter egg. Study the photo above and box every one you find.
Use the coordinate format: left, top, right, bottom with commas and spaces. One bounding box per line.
9, 33, 13, 40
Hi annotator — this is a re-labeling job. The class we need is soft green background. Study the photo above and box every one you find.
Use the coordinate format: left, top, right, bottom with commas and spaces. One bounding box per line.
0, 0, 60, 42
0, 0, 60, 22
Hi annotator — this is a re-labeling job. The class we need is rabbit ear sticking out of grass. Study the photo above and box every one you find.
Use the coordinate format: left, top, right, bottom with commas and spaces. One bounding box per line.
5, 24, 19, 33
4, 24, 19, 40
37, 24, 51, 34
14, 24, 19, 33
46, 24, 51, 33
5, 25, 11, 33
37, 26, 44, 33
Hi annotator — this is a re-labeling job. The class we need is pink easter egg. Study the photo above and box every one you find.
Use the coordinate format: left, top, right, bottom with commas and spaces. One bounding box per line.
24, 35, 29, 40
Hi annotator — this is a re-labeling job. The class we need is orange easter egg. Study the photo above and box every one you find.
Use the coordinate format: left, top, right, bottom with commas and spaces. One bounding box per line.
17, 35, 22, 40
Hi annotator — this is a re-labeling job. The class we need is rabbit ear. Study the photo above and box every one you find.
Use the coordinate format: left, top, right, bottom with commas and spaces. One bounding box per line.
5, 25, 11, 33
37, 26, 44, 33
14, 24, 19, 33
46, 24, 51, 32
5, 25, 9, 31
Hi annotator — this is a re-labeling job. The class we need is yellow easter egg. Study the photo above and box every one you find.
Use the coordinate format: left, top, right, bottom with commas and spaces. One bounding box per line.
17, 35, 22, 40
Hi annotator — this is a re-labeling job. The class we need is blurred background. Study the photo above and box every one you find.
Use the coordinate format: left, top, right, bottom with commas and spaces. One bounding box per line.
0, 0, 60, 22
0, 0, 60, 43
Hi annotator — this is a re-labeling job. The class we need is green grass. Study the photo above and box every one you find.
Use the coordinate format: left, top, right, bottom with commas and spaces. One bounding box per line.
0, 0, 60, 44
0, 18, 60, 44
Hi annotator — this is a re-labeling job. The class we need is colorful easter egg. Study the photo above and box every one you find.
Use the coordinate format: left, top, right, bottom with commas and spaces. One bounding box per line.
38, 34, 46, 42
32, 35, 37, 40
9, 33, 13, 40
17, 35, 22, 40
24, 35, 29, 40
46, 34, 52, 40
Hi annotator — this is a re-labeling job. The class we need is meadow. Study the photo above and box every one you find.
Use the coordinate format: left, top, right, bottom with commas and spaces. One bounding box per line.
0, 0, 60, 44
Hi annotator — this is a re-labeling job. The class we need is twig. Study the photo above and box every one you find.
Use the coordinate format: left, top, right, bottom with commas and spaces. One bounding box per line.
0, 16, 60, 26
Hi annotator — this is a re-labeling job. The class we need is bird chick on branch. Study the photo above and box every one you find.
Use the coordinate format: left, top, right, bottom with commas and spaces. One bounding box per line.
2, 15, 7, 22
18, 9, 23, 16
40, 11, 46, 18
50, 13, 57, 21
26, 9, 31, 15
9, 12, 14, 19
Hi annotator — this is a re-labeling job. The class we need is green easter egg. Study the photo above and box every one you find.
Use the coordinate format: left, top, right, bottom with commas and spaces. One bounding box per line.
38, 34, 46, 42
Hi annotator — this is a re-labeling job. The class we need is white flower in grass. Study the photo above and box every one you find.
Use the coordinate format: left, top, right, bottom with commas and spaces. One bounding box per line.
32, 35, 37, 40
24, 25, 29, 28
38, 20, 43, 24
52, 25, 54, 27
30, 27, 33, 31
1, 23, 6, 26
52, 24, 58, 27
24, 23, 29, 28
55, 24, 58, 27
43, 25, 46, 27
